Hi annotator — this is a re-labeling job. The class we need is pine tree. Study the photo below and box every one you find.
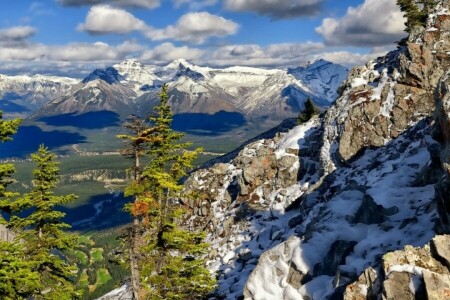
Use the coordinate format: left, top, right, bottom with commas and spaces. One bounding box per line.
118, 84, 216, 299
0, 112, 39, 299
0, 241, 40, 299
117, 114, 158, 300
297, 97, 319, 124
397, 0, 437, 32
2, 145, 79, 299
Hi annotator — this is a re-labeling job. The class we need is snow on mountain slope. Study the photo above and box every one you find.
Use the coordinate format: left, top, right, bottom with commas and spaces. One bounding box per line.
178, 2, 450, 299
288, 59, 348, 103
0, 74, 78, 115
33, 59, 348, 120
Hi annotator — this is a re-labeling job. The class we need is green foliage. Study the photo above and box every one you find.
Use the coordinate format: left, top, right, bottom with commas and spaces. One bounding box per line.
119, 84, 216, 299
0, 241, 40, 299
1, 145, 79, 299
397, 0, 437, 32
297, 98, 319, 124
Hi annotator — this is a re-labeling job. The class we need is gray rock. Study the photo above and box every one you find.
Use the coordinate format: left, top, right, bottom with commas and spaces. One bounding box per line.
382, 272, 415, 300
423, 270, 450, 300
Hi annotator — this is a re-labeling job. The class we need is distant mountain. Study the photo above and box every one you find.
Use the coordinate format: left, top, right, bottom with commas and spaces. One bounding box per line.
33, 59, 348, 121
0, 74, 78, 116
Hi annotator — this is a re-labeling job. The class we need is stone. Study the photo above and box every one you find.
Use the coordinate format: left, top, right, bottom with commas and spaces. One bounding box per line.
431, 235, 450, 271
382, 272, 415, 300
314, 240, 357, 276
423, 271, 450, 300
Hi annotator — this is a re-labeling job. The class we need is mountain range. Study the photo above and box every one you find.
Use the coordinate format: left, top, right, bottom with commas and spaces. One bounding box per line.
1, 59, 348, 122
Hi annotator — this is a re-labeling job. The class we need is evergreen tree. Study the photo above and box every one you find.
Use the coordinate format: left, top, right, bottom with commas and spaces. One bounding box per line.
118, 84, 216, 299
397, 0, 437, 32
297, 97, 319, 124
0, 241, 40, 299
0, 112, 39, 299
117, 114, 157, 299
2, 145, 79, 299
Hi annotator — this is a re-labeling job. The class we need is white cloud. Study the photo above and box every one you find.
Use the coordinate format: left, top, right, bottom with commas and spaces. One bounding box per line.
0, 26, 36, 42
141, 42, 205, 62
224, 0, 323, 19
316, 0, 406, 47
0, 39, 142, 63
77, 5, 147, 35
57, 0, 160, 9
145, 12, 239, 43
206, 42, 326, 67
172, 0, 218, 10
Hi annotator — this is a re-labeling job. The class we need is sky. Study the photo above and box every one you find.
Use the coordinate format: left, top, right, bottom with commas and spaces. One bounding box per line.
0, 0, 407, 77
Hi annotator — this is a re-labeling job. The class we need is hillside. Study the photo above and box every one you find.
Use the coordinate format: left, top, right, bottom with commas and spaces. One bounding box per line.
177, 1, 450, 299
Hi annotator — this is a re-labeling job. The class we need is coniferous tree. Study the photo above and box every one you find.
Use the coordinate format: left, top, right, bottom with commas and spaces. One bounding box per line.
2, 145, 79, 299
117, 114, 157, 300
0, 112, 40, 299
118, 84, 216, 299
397, 0, 437, 32
297, 97, 319, 124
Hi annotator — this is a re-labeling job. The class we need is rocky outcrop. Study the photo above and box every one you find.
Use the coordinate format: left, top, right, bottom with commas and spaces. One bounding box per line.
322, 1, 450, 169
344, 235, 450, 300
146, 2, 450, 300
434, 71, 450, 233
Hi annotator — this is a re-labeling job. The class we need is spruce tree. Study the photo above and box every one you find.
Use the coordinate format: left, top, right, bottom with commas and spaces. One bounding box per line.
118, 84, 216, 299
3, 145, 79, 299
397, 0, 436, 32
297, 97, 319, 124
0, 112, 40, 299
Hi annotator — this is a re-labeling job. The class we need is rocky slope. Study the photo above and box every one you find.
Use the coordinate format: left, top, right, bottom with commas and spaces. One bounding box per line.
0, 74, 78, 117
34, 59, 347, 120
177, 1, 450, 299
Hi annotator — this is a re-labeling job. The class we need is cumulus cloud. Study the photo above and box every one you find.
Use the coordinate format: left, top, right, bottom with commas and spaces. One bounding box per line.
172, 0, 218, 10
0, 26, 36, 43
0, 39, 142, 62
316, 0, 406, 47
140, 42, 205, 62
224, 0, 323, 19
57, 0, 160, 9
145, 12, 239, 43
78, 5, 147, 34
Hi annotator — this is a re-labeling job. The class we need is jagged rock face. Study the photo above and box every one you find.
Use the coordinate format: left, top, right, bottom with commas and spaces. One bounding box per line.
243, 121, 438, 299
435, 71, 450, 233
183, 118, 322, 231
344, 235, 450, 300
323, 1, 450, 166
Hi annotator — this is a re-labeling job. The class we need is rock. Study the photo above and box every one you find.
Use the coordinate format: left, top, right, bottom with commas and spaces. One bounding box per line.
0, 224, 15, 242
323, 2, 450, 164
346, 235, 450, 300
314, 240, 358, 276
288, 215, 304, 228
431, 235, 450, 271
382, 272, 415, 300
423, 271, 450, 300
351, 194, 387, 225
434, 72, 450, 233
344, 267, 379, 300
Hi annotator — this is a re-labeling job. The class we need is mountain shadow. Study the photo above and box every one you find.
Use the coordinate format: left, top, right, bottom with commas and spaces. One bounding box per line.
0, 126, 86, 159
62, 193, 132, 231
172, 111, 246, 136
37, 111, 121, 129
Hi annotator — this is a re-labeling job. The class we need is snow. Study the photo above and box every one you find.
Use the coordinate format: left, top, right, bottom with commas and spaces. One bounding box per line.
275, 118, 320, 158
214, 120, 437, 299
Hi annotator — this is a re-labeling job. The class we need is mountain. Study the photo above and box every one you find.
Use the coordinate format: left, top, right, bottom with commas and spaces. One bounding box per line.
170, 2, 449, 299
0, 74, 78, 117
33, 59, 348, 122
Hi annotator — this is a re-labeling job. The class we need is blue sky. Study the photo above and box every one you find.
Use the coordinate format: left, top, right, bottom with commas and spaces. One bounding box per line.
0, 0, 407, 76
